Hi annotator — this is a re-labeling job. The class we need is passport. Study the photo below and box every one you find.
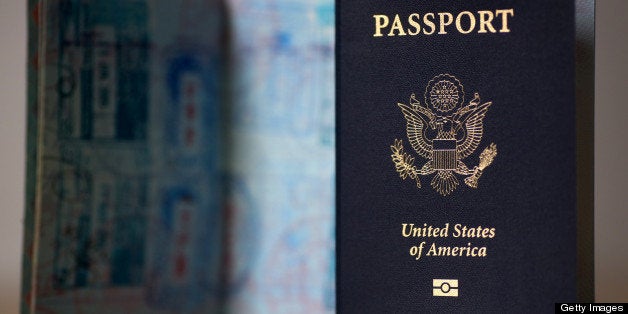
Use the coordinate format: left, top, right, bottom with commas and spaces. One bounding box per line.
22, 0, 335, 313
337, 1, 594, 312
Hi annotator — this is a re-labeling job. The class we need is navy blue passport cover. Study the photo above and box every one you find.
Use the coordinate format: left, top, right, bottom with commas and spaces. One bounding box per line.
337, 1, 593, 312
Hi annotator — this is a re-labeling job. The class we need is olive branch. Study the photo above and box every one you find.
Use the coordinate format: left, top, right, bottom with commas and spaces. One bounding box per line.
390, 139, 421, 188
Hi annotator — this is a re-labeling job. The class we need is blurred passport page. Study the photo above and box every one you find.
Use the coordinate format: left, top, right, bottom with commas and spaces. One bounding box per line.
22, 0, 334, 313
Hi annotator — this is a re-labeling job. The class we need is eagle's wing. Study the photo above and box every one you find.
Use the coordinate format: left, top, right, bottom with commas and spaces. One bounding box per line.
397, 103, 434, 159
456, 102, 492, 159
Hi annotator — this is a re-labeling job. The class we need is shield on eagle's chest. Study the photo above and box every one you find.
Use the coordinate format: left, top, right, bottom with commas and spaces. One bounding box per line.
432, 139, 457, 170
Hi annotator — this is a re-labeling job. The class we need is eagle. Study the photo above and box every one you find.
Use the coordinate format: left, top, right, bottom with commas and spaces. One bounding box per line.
395, 92, 494, 195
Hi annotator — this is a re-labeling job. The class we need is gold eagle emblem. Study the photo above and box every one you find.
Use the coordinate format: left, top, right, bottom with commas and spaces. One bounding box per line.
391, 74, 497, 196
